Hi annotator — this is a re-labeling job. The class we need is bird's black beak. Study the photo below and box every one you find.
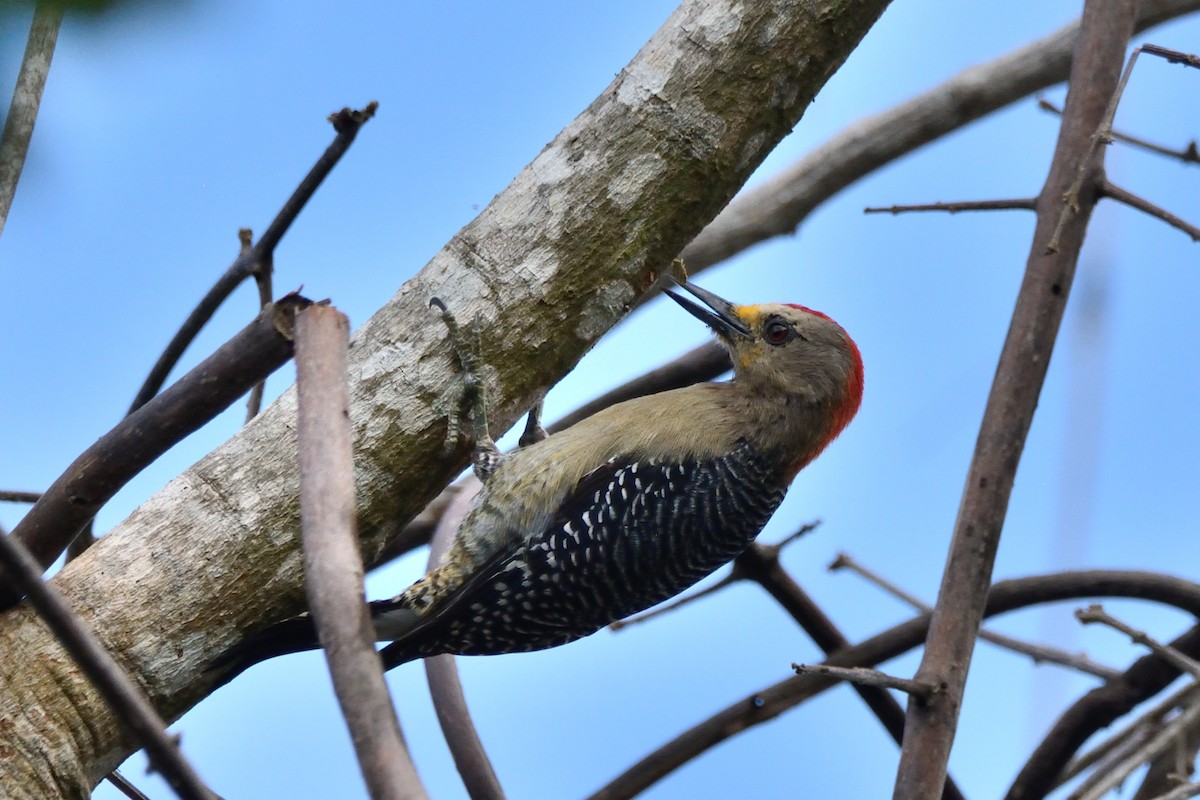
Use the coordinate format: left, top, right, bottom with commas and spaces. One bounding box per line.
663, 278, 751, 340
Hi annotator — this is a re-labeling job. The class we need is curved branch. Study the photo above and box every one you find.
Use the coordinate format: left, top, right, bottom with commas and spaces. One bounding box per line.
588, 570, 1200, 800
679, 0, 1200, 271
423, 477, 506, 800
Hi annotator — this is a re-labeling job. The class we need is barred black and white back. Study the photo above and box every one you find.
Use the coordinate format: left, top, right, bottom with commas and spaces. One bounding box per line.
376, 439, 785, 667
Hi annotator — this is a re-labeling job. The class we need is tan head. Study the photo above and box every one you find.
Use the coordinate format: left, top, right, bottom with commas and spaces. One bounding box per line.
664, 279, 864, 447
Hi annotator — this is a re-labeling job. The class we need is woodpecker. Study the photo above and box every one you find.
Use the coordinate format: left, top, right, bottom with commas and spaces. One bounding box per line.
212, 279, 863, 680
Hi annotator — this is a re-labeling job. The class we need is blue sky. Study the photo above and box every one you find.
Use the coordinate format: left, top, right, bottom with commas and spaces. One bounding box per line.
3, 2, 1200, 798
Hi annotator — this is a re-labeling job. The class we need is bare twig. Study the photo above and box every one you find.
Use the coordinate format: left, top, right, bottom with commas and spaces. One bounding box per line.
893, 2, 1140, 796
591, 570, 1200, 800
296, 303, 428, 800
1008, 628, 1200, 799
1057, 683, 1200, 789
0, 1, 62, 239
0, 522, 216, 799
105, 770, 153, 800
0, 489, 40, 504
0, 296, 311, 610
423, 477, 507, 800
129, 103, 377, 413
1101, 179, 1200, 241
1077, 604, 1200, 680
244, 228, 274, 422
830, 552, 1119, 680
792, 663, 936, 699
864, 198, 1037, 215
1067, 696, 1200, 800
1038, 98, 1200, 165
679, 0, 1200, 271
1146, 782, 1200, 800
1144, 43, 1200, 69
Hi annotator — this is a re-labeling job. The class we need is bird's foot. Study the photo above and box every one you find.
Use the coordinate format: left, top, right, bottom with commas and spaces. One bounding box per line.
430, 297, 502, 482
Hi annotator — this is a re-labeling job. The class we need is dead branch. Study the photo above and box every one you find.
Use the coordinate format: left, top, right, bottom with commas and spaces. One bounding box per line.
893, 2, 1141, 796
590, 570, 1200, 800
128, 103, 377, 414
830, 552, 1119, 679
1077, 604, 1200, 679
296, 304, 427, 799
0, 1, 62, 239
792, 663, 937, 699
422, 478, 506, 800
864, 198, 1037, 215
0, 296, 310, 609
1101, 179, 1200, 240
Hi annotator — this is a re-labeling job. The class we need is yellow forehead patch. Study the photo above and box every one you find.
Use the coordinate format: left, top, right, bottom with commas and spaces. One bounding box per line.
733, 304, 766, 328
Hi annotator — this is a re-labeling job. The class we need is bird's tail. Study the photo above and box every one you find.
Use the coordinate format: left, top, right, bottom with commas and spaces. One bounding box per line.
206, 613, 321, 687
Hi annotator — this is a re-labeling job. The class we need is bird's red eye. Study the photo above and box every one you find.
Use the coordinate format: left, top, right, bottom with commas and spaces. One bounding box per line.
765, 320, 792, 345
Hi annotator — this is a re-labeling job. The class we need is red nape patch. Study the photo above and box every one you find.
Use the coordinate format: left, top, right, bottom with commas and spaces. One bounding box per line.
784, 303, 833, 322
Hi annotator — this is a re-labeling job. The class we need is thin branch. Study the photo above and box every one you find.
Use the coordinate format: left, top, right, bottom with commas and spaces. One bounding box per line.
792, 663, 936, 699
423, 477, 506, 800
679, 0, 1200, 271
1068, 697, 1200, 800
244, 228, 274, 422
1101, 179, 1200, 240
830, 552, 1119, 680
548, 341, 730, 434
1146, 783, 1200, 800
1046, 36, 1146, 255
591, 570, 1200, 800
894, 2, 1140, 796
128, 103, 377, 413
105, 771, 153, 800
1057, 683, 1200, 789
0, 1, 62, 239
1038, 98, 1200, 165
296, 304, 428, 800
864, 198, 1037, 215
0, 520, 216, 800
1008, 627, 1200, 799
1077, 604, 1200, 680
0, 296, 310, 610
0, 489, 40, 504
1144, 43, 1200, 69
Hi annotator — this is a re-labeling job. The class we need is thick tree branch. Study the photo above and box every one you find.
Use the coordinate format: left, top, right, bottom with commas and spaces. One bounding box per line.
0, 2, 895, 793
0, 525, 216, 800
893, 2, 1140, 797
